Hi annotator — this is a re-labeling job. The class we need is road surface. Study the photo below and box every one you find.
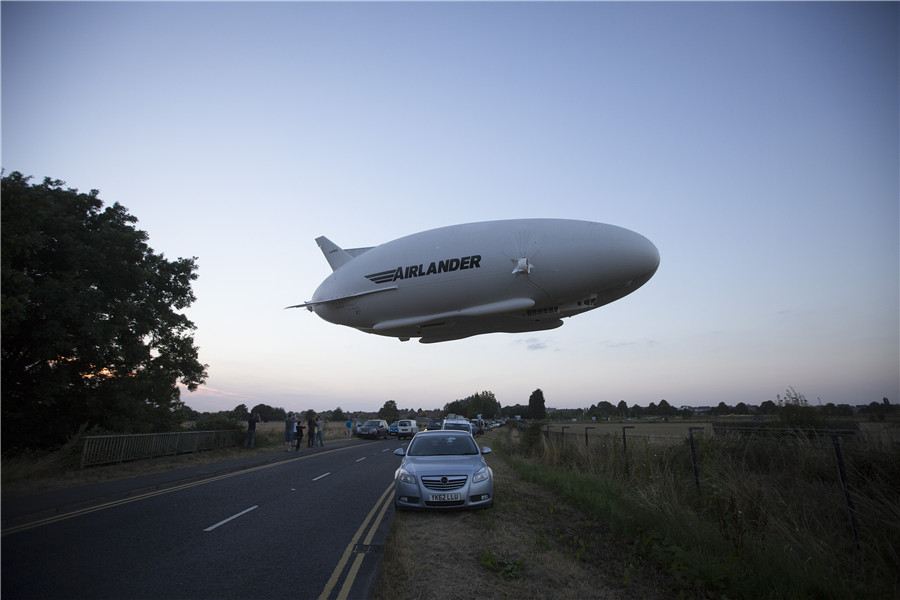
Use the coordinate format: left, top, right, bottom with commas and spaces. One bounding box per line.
2, 439, 400, 599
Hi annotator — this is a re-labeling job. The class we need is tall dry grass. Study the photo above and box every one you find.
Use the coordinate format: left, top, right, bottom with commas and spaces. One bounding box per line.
494, 422, 899, 599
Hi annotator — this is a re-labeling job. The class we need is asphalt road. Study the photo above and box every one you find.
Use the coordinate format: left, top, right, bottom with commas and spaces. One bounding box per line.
1, 439, 401, 600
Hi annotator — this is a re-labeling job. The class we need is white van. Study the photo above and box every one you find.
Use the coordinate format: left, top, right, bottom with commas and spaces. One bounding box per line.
397, 419, 419, 440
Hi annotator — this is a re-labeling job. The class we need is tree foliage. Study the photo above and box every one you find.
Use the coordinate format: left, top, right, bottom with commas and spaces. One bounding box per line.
1, 172, 208, 449
528, 389, 547, 420
443, 391, 501, 420
378, 400, 399, 423
250, 404, 285, 422
500, 403, 529, 419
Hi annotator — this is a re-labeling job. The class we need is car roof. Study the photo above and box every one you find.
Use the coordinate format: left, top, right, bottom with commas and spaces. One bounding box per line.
414, 429, 471, 437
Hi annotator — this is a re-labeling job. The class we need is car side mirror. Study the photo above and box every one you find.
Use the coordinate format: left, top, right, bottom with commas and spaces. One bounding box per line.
481, 446, 492, 454
393, 448, 406, 456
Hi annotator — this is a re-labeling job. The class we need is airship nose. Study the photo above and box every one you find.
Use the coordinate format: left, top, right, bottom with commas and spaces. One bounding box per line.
614, 231, 660, 292
638, 236, 660, 278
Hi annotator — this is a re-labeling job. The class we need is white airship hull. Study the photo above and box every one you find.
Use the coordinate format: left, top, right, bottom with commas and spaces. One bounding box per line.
290, 219, 659, 343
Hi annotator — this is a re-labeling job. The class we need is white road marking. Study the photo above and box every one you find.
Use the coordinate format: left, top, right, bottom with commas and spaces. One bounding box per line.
313, 472, 331, 481
355, 457, 366, 462
204, 505, 258, 532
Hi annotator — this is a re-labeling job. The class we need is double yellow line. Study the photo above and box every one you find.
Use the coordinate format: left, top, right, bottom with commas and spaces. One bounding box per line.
318, 482, 394, 600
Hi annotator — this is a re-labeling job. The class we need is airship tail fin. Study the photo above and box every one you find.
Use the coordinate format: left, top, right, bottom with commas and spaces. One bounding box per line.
315, 236, 354, 271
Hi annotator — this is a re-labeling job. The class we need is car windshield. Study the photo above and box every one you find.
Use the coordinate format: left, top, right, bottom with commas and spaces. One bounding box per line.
363, 420, 380, 427
399, 421, 411, 426
408, 435, 479, 456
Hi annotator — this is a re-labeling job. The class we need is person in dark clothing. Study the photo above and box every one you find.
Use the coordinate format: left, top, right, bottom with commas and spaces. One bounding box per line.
307, 417, 316, 448
244, 413, 261, 449
294, 421, 305, 451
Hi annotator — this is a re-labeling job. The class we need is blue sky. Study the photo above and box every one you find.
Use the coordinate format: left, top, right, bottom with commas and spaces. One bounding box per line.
3, 2, 897, 415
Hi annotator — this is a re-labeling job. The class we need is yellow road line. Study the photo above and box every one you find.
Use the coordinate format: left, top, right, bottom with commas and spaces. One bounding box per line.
318, 482, 394, 600
2, 446, 356, 536
336, 484, 394, 600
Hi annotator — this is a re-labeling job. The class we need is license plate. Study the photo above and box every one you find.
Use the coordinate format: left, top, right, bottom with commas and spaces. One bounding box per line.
428, 492, 461, 502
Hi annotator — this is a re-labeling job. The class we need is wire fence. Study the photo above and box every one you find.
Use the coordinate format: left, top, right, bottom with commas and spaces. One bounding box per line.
513, 419, 898, 572
80, 430, 242, 468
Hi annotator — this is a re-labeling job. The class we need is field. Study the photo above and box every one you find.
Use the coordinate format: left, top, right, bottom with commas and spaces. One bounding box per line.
471, 421, 900, 599
253, 419, 355, 442
544, 420, 711, 432
538, 419, 712, 438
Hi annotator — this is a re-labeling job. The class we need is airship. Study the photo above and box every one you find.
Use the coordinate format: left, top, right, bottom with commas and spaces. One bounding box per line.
288, 218, 659, 343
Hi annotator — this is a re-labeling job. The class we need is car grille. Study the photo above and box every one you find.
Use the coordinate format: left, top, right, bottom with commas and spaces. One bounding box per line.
421, 475, 467, 491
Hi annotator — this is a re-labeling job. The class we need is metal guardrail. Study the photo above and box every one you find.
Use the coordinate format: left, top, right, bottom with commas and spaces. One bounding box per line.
80, 430, 241, 468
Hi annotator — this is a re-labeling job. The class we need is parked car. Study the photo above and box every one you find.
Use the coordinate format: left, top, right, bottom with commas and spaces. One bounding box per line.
393, 429, 493, 510
425, 418, 443, 431
357, 419, 389, 439
388, 421, 399, 436
397, 419, 418, 440
442, 417, 473, 435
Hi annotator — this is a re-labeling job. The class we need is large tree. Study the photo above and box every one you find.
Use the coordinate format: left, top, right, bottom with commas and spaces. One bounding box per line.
465, 390, 500, 419
528, 389, 547, 420
1, 172, 208, 449
378, 400, 400, 424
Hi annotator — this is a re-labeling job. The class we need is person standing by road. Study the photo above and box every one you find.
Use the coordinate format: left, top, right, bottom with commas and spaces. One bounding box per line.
346, 418, 352, 440
294, 419, 305, 451
244, 412, 261, 449
307, 416, 317, 448
316, 416, 325, 446
284, 413, 297, 452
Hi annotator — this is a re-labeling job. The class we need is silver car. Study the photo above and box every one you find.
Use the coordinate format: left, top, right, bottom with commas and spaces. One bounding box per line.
393, 430, 493, 510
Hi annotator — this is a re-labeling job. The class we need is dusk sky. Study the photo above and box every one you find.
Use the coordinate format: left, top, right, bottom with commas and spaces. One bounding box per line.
3, 2, 897, 415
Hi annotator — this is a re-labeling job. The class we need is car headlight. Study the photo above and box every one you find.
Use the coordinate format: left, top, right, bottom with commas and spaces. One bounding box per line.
472, 467, 489, 483
398, 470, 416, 484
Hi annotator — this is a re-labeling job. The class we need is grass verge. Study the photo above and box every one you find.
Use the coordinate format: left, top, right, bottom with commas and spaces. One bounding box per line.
374, 430, 678, 600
